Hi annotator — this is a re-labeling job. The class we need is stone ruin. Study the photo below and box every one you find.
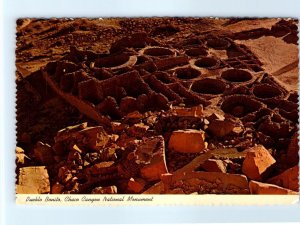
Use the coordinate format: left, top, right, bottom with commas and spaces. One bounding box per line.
16, 29, 299, 195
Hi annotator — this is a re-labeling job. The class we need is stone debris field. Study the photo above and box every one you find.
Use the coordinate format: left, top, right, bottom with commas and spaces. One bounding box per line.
16, 18, 299, 194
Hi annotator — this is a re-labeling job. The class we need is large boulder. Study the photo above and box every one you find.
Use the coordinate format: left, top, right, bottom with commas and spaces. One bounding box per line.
207, 119, 235, 137
201, 159, 227, 173
267, 166, 299, 192
16, 166, 50, 194
168, 129, 206, 153
137, 136, 168, 181
118, 136, 168, 182
127, 178, 146, 193
242, 145, 276, 181
249, 180, 298, 195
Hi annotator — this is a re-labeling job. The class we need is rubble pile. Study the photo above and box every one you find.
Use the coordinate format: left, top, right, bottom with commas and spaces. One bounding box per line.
16, 18, 299, 195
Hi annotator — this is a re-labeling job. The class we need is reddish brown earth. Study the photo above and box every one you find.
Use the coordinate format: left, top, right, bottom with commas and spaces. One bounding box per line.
15, 18, 299, 194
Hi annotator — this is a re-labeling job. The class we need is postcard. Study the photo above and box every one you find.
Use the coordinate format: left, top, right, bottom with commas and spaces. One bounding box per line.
15, 18, 299, 205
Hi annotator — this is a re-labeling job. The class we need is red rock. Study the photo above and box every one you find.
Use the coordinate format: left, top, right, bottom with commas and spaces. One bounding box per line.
119, 96, 138, 113
201, 159, 227, 173
111, 122, 128, 134
168, 129, 206, 153
207, 119, 235, 137
78, 126, 109, 151
267, 166, 299, 192
242, 145, 276, 181
67, 150, 83, 166
127, 123, 149, 138
136, 136, 168, 181
249, 180, 298, 195
286, 132, 299, 166
58, 166, 72, 184
33, 141, 54, 165
116, 133, 138, 148
88, 161, 115, 175
55, 122, 88, 142
16, 166, 50, 194
127, 178, 146, 193
91, 185, 117, 194
51, 182, 64, 194
125, 111, 143, 120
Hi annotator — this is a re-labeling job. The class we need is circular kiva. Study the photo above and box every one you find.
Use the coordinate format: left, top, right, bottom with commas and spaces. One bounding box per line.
193, 57, 220, 69
221, 69, 253, 83
252, 84, 283, 99
174, 67, 201, 80
277, 100, 298, 122
94, 54, 137, 70
184, 47, 208, 57
191, 78, 226, 95
179, 37, 203, 48
206, 37, 231, 50
141, 46, 176, 57
221, 95, 264, 118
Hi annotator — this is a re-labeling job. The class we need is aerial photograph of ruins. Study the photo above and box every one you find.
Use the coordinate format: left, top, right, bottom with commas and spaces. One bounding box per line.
16, 18, 299, 195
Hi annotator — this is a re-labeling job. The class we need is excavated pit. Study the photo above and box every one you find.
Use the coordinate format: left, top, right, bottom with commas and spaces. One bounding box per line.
191, 78, 226, 95
194, 57, 220, 69
142, 47, 175, 57
221, 95, 264, 118
221, 69, 253, 83
94, 54, 137, 69
174, 67, 201, 80
252, 84, 283, 99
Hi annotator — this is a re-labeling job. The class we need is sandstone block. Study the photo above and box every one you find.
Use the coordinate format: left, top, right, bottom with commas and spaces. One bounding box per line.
242, 145, 276, 181
127, 123, 149, 138
87, 161, 115, 175
111, 122, 127, 134
127, 178, 146, 193
136, 136, 168, 181
201, 159, 227, 173
168, 129, 206, 153
207, 119, 235, 137
16, 166, 50, 194
267, 166, 299, 192
249, 180, 298, 195
51, 182, 64, 194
